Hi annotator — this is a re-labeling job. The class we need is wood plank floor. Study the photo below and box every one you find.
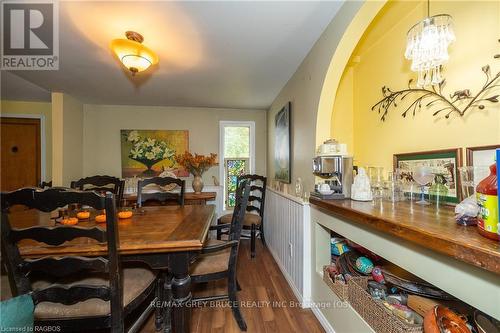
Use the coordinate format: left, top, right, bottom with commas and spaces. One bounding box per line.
1, 240, 324, 332
141, 240, 324, 333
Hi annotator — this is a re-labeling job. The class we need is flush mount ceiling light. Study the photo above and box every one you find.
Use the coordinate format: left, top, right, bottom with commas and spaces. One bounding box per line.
110, 31, 159, 75
404, 0, 455, 87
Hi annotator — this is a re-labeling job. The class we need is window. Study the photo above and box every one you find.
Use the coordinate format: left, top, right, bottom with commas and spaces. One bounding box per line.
219, 121, 255, 210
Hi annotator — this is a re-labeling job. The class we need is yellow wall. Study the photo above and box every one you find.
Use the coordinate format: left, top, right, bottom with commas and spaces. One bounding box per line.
83, 104, 267, 185
1, 100, 52, 180
331, 0, 500, 171
51, 92, 84, 186
330, 66, 354, 153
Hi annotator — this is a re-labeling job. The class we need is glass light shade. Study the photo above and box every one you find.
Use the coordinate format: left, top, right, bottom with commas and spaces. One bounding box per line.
110, 38, 159, 73
405, 14, 455, 87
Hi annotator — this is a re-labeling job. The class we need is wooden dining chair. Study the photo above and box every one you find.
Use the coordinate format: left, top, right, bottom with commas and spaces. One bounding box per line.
136, 177, 185, 207
217, 174, 267, 258
0, 187, 156, 333
186, 180, 251, 331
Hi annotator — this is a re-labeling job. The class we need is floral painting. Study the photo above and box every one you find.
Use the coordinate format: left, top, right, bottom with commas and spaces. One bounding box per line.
121, 130, 189, 177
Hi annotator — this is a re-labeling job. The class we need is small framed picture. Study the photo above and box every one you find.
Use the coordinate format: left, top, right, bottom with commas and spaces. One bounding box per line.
466, 145, 500, 167
394, 148, 463, 203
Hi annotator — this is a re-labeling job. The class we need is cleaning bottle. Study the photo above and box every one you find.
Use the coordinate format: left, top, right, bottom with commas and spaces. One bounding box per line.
476, 163, 499, 240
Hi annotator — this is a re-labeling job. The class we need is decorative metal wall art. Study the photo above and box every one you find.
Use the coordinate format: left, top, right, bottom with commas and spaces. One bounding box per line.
372, 48, 499, 122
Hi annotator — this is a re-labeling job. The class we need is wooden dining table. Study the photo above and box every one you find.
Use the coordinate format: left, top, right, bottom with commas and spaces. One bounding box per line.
8, 204, 216, 333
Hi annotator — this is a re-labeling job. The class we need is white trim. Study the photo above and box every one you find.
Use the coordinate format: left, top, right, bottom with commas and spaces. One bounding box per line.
218, 120, 255, 210
0, 113, 46, 181
311, 307, 336, 333
267, 244, 305, 306
266, 186, 309, 206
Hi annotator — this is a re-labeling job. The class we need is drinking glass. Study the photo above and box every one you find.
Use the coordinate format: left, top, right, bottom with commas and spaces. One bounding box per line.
368, 167, 384, 199
413, 166, 434, 205
383, 171, 405, 202
458, 166, 489, 199
295, 177, 303, 198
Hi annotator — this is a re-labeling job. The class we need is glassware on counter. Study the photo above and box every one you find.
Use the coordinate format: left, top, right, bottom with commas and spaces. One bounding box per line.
428, 174, 449, 207
413, 166, 435, 205
295, 177, 303, 198
368, 167, 385, 199
383, 171, 405, 202
458, 166, 489, 199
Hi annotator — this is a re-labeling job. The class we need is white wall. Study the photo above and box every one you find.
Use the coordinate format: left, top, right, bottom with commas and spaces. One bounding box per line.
82, 104, 267, 185
267, 1, 365, 193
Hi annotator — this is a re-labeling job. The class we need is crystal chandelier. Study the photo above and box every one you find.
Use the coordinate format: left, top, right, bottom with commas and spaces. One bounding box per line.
404, 1, 455, 87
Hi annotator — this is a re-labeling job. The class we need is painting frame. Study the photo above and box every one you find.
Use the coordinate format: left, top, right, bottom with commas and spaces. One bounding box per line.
274, 102, 291, 184
465, 144, 500, 167
393, 148, 463, 203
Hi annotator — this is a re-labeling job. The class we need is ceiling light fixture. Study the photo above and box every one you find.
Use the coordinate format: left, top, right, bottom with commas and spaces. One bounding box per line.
110, 31, 159, 75
404, 0, 455, 87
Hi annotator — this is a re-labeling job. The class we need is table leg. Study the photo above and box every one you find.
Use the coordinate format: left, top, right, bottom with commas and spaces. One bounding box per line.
170, 252, 192, 333
163, 272, 172, 333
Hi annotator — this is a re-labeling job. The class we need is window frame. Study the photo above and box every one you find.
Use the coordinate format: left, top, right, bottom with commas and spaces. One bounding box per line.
219, 121, 255, 211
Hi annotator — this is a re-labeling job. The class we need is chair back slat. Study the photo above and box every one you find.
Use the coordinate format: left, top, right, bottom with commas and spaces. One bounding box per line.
21, 257, 109, 277
137, 177, 185, 207
31, 285, 111, 305
0, 187, 122, 329
236, 174, 267, 218
1, 187, 106, 213
38, 181, 52, 188
10, 226, 106, 245
70, 175, 124, 207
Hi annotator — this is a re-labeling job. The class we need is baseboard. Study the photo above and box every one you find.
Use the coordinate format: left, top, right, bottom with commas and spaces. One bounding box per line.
311, 306, 336, 333
266, 245, 306, 307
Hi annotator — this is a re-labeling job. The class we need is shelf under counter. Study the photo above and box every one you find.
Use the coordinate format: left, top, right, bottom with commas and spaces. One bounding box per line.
309, 197, 500, 321
309, 197, 500, 274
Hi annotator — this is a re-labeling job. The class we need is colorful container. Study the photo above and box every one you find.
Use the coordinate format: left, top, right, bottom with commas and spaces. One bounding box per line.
476, 163, 499, 241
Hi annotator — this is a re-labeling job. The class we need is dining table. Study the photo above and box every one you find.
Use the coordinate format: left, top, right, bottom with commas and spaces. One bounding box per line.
8, 204, 216, 333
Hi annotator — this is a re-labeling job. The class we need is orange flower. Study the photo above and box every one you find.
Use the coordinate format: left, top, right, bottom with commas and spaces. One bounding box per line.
175, 152, 218, 176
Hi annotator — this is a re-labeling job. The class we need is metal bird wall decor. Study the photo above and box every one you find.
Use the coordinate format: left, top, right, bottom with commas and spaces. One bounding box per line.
372, 52, 499, 122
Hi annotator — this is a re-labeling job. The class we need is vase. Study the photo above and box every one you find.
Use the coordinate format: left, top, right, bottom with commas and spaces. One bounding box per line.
132, 158, 163, 177
192, 174, 204, 193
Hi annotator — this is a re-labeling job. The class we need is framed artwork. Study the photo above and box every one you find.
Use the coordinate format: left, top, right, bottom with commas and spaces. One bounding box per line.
121, 129, 189, 178
466, 145, 500, 167
274, 102, 291, 183
394, 148, 463, 203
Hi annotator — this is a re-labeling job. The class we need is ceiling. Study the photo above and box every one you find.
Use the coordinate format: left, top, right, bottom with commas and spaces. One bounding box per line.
2, 1, 343, 109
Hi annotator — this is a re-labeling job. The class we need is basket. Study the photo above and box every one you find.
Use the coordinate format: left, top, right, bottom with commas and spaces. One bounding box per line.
348, 278, 424, 333
322, 265, 349, 301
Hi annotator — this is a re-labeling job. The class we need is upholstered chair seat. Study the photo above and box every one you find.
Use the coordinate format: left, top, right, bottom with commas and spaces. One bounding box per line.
32, 267, 156, 319
190, 239, 231, 276
219, 212, 262, 226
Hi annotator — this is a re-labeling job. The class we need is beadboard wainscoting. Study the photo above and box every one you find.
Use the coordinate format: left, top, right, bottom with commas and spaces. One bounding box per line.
264, 187, 311, 307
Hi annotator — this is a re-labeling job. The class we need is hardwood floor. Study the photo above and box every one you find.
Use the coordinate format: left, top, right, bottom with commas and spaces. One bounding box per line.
141, 240, 324, 333
1, 240, 324, 332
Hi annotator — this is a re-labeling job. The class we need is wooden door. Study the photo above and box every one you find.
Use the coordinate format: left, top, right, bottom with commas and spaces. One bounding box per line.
1, 117, 41, 191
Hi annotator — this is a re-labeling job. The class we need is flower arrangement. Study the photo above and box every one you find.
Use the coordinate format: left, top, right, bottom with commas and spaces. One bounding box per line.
175, 152, 218, 176
126, 130, 175, 162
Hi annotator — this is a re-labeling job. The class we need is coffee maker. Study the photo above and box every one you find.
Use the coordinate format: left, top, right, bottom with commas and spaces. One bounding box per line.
312, 155, 353, 199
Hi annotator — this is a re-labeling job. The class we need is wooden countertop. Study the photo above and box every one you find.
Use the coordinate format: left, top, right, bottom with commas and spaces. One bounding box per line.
309, 197, 500, 275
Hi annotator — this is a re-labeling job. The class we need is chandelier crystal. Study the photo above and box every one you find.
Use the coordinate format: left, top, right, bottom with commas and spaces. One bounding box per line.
405, 14, 455, 87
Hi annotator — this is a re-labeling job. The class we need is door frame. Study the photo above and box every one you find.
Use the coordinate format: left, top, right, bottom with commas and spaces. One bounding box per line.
219, 121, 255, 212
1, 114, 46, 182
